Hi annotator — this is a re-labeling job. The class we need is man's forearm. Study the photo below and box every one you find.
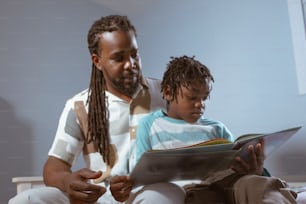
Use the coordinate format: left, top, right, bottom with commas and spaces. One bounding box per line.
43, 156, 72, 192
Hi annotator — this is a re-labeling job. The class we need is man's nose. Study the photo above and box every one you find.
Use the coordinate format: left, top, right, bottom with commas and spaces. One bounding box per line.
124, 56, 136, 69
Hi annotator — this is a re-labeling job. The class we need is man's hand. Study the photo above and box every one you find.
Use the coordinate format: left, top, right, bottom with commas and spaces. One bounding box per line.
64, 169, 106, 204
110, 175, 134, 202
231, 138, 265, 176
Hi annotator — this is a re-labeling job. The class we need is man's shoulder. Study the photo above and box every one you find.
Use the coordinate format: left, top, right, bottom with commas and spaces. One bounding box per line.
142, 77, 161, 94
143, 77, 161, 88
65, 89, 89, 105
142, 76, 165, 109
144, 77, 161, 82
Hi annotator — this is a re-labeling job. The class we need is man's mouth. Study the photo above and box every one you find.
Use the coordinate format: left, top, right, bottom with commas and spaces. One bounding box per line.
123, 76, 137, 83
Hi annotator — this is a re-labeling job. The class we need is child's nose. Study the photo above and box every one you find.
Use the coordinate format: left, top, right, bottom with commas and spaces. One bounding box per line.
195, 100, 205, 108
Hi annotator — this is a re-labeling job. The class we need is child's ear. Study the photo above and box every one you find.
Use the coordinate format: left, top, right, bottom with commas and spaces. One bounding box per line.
163, 85, 173, 101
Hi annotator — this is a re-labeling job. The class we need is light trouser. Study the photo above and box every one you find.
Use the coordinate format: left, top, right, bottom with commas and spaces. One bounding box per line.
10, 176, 302, 204
297, 191, 306, 204
8, 187, 69, 204
8, 182, 185, 204
126, 182, 185, 204
185, 174, 298, 204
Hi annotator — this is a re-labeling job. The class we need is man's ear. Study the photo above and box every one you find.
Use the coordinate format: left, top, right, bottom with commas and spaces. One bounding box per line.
91, 54, 102, 71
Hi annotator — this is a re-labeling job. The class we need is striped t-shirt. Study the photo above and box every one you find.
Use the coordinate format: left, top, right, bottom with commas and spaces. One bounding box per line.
136, 109, 234, 161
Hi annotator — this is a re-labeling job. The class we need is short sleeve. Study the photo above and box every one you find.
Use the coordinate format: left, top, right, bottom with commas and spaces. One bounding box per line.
48, 99, 84, 165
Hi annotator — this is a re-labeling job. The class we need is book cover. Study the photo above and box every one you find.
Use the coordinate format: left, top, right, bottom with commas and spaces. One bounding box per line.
130, 126, 302, 187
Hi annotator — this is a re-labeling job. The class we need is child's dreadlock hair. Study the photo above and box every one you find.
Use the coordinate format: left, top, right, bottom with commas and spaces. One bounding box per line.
161, 55, 214, 102
86, 15, 136, 164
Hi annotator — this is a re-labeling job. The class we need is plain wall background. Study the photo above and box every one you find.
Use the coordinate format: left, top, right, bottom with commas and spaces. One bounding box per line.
0, 0, 305, 202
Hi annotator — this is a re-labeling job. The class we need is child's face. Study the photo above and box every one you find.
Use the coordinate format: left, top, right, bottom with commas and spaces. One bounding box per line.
166, 82, 210, 123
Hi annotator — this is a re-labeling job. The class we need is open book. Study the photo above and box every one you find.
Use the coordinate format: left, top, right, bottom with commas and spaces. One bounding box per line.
130, 126, 302, 187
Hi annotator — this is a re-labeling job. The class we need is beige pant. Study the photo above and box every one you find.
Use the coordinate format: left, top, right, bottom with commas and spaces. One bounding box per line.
185, 175, 297, 204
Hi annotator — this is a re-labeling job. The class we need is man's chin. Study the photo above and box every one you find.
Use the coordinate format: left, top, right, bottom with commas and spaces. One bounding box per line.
120, 86, 138, 97
113, 80, 139, 96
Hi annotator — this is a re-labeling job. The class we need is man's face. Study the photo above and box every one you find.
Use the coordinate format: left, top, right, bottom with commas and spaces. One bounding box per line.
93, 30, 142, 99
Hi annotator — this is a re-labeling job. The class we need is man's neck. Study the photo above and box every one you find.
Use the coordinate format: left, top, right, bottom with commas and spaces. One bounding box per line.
106, 85, 141, 103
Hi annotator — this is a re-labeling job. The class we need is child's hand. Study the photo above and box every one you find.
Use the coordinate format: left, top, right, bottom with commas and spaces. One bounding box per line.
109, 175, 134, 202
231, 138, 265, 175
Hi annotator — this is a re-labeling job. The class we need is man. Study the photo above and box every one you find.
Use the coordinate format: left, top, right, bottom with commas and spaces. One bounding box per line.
9, 15, 184, 204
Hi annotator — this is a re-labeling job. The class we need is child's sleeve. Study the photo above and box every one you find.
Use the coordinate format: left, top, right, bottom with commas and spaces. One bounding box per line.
135, 117, 153, 162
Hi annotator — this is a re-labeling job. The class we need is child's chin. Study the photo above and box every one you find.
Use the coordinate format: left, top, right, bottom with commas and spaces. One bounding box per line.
187, 118, 199, 123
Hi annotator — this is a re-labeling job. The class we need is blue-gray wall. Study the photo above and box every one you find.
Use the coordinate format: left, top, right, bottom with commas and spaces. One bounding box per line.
1, 0, 305, 202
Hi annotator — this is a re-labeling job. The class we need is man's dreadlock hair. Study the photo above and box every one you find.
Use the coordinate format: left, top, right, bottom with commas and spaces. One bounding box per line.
161, 55, 214, 102
86, 15, 136, 164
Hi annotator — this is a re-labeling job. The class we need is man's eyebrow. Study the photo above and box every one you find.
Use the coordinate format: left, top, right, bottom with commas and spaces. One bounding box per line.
110, 50, 125, 57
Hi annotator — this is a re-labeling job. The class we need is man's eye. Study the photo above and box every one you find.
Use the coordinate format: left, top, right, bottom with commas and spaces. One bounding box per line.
114, 55, 124, 62
131, 52, 139, 60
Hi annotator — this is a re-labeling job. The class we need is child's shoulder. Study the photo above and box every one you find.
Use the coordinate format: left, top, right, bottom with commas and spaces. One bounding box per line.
198, 117, 225, 126
144, 109, 164, 120
138, 110, 165, 129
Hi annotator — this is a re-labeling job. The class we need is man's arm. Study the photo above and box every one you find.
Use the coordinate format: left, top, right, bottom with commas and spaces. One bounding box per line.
43, 156, 106, 203
43, 156, 72, 190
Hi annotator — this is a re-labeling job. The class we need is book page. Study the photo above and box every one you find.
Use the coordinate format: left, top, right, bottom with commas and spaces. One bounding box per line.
130, 148, 238, 188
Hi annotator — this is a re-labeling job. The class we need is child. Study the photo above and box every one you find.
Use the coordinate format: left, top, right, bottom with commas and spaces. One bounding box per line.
136, 55, 232, 159
135, 55, 297, 204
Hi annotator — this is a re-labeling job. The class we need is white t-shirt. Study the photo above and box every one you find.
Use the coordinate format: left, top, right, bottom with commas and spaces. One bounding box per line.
48, 77, 165, 202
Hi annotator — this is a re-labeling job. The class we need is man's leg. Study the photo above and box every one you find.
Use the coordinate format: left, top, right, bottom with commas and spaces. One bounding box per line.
233, 175, 297, 204
8, 186, 69, 204
184, 184, 226, 204
297, 191, 306, 204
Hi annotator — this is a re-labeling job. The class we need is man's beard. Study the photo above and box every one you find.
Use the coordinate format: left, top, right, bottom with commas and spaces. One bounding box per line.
111, 76, 140, 97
